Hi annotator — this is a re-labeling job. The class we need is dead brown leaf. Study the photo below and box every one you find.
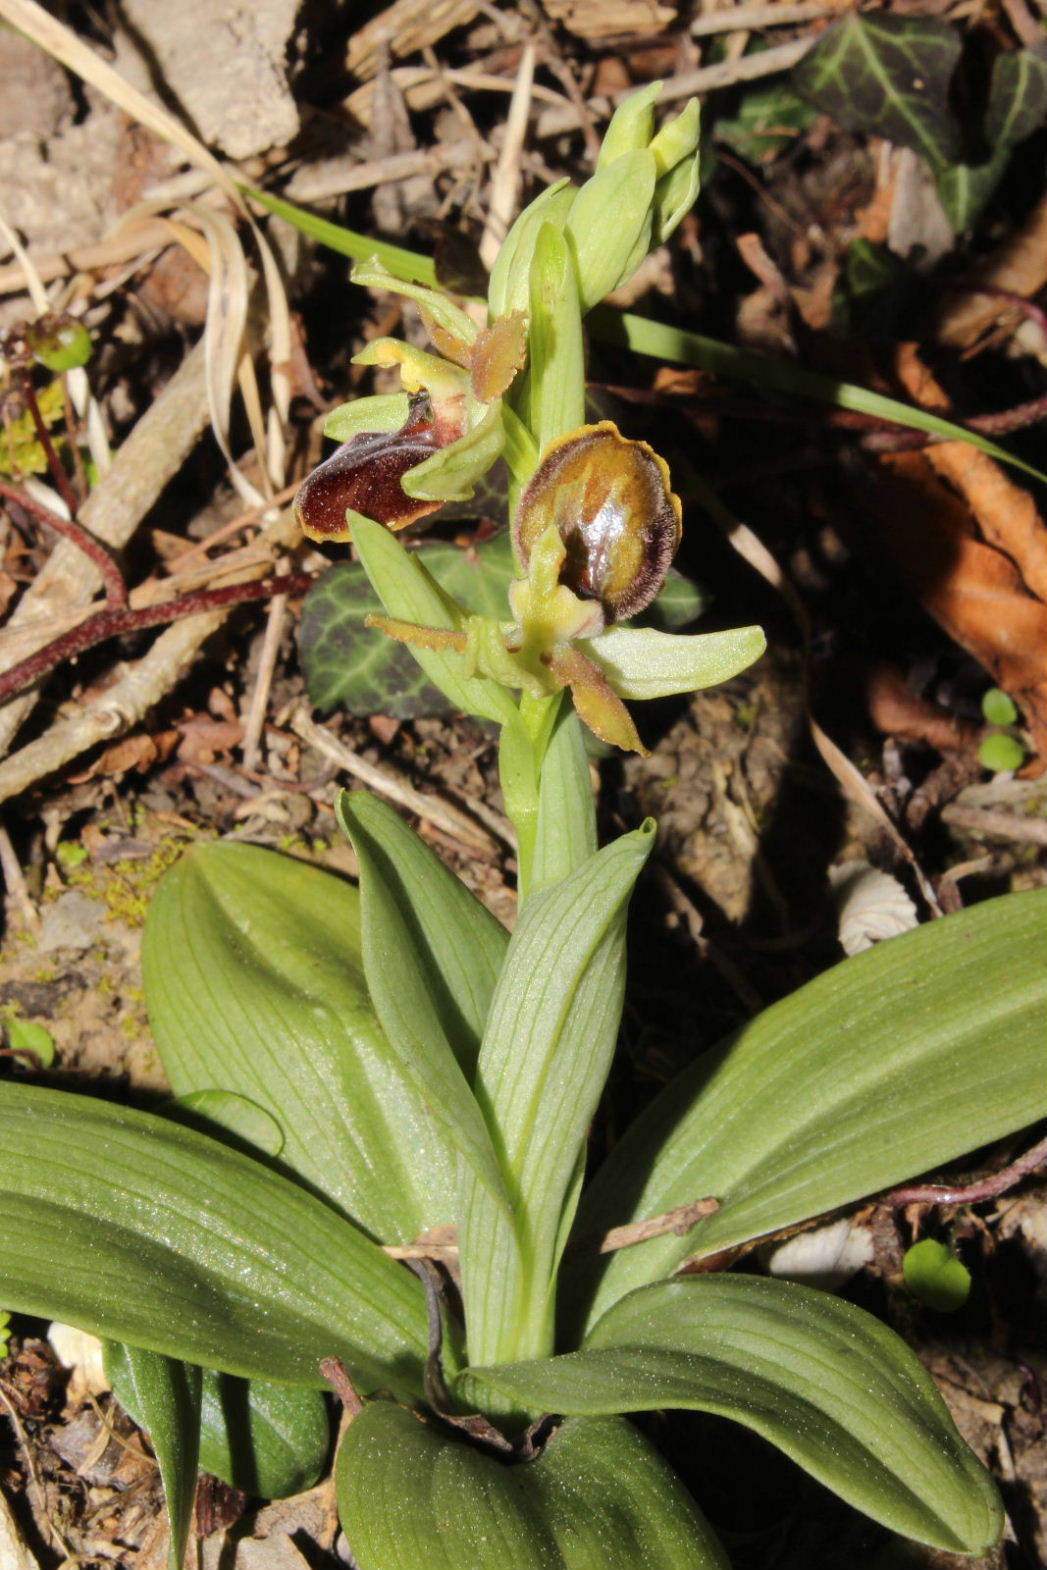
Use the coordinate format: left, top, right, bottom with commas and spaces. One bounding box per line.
839, 450, 1047, 757
894, 344, 1047, 602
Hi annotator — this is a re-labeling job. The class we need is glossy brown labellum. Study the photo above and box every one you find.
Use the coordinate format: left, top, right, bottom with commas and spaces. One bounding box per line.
513, 422, 682, 622
293, 398, 448, 543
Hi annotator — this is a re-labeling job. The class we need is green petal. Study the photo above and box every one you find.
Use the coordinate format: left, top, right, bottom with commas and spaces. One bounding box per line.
580, 623, 766, 699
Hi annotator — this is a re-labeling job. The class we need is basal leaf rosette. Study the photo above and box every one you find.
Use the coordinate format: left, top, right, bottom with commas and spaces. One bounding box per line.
367, 421, 766, 754
294, 260, 527, 543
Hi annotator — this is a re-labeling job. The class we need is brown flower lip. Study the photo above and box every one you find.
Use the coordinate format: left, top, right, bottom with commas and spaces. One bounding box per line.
513, 422, 682, 623
293, 397, 457, 542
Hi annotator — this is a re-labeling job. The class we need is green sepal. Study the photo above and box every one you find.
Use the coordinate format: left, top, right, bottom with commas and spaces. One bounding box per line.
580, 623, 766, 699
527, 222, 586, 452
598, 80, 662, 167
463, 1275, 1002, 1555
565, 150, 657, 313
488, 179, 577, 319
400, 398, 506, 501
351, 512, 519, 727
104, 1342, 201, 1570
336, 1403, 729, 1570
323, 393, 412, 443
350, 257, 478, 348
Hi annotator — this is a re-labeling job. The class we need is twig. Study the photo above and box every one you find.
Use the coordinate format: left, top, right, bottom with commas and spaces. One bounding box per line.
940, 804, 1047, 845
290, 704, 502, 854
284, 138, 490, 204
690, 0, 840, 33
0, 479, 128, 607
0, 337, 210, 759
479, 41, 537, 271
883, 1135, 1047, 1207
0, 606, 230, 803
0, 573, 317, 706
0, 1377, 71, 1560
591, 1197, 721, 1256
241, 561, 290, 770
532, 37, 815, 139
0, 819, 39, 932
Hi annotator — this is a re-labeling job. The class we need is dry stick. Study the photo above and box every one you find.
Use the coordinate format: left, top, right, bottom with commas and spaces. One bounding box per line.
0, 573, 317, 707
0, 216, 181, 296
690, 0, 840, 33
0, 820, 39, 932
290, 704, 505, 854
0, 338, 210, 759
0, 480, 128, 608
940, 803, 1047, 846
0, 609, 224, 804
284, 138, 489, 204
241, 561, 290, 771
479, 41, 537, 272
884, 1134, 1047, 1207
532, 36, 815, 140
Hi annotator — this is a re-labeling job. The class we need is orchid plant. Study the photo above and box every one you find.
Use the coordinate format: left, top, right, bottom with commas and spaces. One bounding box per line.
1, 85, 1044, 1570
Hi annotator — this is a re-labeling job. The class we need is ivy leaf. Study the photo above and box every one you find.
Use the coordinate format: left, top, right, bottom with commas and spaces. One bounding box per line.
714, 77, 819, 163
301, 531, 516, 716
937, 47, 1047, 230
793, 13, 963, 170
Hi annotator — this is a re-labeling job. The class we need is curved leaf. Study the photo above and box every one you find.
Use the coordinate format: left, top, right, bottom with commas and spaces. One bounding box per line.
464, 1275, 1001, 1554
337, 1404, 728, 1569
0, 1083, 427, 1393
461, 825, 656, 1369
570, 888, 1047, 1331
104, 1342, 201, 1570
336, 790, 511, 1212
196, 1371, 329, 1496
143, 841, 455, 1242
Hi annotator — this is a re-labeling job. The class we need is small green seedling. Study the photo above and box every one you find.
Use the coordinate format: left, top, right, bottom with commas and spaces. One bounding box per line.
904, 1239, 973, 1312
979, 687, 1027, 773
0, 86, 1044, 1570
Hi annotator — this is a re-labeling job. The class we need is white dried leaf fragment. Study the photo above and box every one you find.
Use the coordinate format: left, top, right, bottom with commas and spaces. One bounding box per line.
830, 859, 919, 956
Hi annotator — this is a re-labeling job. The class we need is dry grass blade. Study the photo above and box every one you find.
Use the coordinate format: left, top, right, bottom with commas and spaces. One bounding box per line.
0, 0, 292, 491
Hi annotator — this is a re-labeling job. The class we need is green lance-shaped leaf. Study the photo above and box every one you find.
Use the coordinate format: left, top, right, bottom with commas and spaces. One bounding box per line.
352, 512, 519, 727
459, 824, 656, 1370
337, 1403, 728, 1570
530, 702, 598, 893
463, 1275, 1002, 1555
336, 791, 509, 1213
197, 1371, 330, 1496
0, 1083, 428, 1393
581, 623, 766, 700
110, 1345, 330, 1500
104, 1343, 201, 1570
593, 311, 1047, 486
567, 888, 1047, 1334
143, 842, 455, 1243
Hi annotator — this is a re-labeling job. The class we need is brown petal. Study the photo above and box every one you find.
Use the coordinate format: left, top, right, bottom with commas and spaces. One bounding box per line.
294, 399, 446, 542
